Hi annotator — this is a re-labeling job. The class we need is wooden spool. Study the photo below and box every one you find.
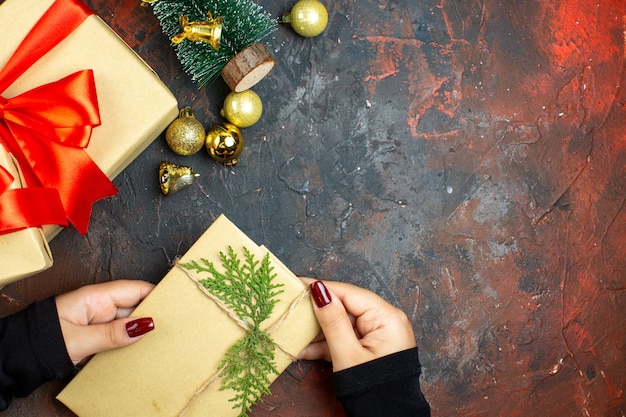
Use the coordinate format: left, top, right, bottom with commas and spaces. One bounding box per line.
221, 43, 275, 92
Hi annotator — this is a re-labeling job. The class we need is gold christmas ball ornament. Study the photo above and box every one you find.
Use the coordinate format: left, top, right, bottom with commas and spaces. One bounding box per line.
282, 0, 328, 38
220, 90, 263, 128
165, 107, 206, 156
159, 161, 199, 195
205, 123, 245, 166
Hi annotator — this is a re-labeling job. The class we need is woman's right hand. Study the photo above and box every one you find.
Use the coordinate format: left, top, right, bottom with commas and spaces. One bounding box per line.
56, 280, 155, 365
298, 278, 416, 371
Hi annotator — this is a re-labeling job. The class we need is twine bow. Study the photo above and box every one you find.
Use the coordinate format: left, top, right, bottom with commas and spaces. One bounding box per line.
175, 261, 309, 417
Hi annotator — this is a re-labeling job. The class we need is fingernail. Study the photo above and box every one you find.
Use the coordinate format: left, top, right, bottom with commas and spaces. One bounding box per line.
310, 280, 332, 308
126, 317, 155, 338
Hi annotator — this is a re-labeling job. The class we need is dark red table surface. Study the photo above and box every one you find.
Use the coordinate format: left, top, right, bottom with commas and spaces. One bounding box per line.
1, 0, 625, 416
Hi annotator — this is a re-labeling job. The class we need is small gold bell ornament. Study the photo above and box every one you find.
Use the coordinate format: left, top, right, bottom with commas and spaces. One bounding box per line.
159, 161, 200, 195
171, 12, 224, 50
281, 0, 328, 38
220, 90, 263, 128
165, 107, 206, 156
205, 123, 244, 166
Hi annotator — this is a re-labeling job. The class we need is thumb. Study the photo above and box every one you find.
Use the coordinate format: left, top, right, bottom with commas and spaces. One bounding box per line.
64, 317, 154, 365
309, 281, 363, 371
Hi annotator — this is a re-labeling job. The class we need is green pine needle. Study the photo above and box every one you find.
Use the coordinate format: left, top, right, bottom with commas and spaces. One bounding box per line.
149, 0, 277, 87
182, 246, 284, 416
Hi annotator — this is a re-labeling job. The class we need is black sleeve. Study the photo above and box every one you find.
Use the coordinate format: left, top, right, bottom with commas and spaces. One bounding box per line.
0, 297, 75, 410
333, 347, 430, 417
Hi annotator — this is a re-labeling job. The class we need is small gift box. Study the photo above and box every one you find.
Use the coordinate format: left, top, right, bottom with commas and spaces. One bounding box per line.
0, 145, 53, 287
58, 214, 321, 417
0, 0, 178, 245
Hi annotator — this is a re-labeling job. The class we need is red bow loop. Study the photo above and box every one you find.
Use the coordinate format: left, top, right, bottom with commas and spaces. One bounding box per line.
1, 70, 101, 149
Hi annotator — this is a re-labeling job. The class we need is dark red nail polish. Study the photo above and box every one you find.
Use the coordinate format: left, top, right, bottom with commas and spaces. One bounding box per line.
310, 281, 332, 308
126, 317, 154, 338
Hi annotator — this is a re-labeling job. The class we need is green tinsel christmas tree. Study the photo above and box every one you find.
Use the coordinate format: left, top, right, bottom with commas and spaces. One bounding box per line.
145, 0, 277, 88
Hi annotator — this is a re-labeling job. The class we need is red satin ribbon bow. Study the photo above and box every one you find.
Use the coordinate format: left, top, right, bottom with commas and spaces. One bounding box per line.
0, 0, 118, 235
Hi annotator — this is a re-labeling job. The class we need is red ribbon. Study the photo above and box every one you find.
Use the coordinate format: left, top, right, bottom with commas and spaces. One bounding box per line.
0, 0, 118, 235
0, 166, 12, 194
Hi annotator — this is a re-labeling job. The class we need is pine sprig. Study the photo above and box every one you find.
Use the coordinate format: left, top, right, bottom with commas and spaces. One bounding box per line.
181, 246, 284, 416
148, 0, 277, 87
220, 327, 278, 414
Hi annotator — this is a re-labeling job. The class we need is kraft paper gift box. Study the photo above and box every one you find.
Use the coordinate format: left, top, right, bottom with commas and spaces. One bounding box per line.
58, 214, 321, 417
0, 0, 179, 243
0, 146, 53, 287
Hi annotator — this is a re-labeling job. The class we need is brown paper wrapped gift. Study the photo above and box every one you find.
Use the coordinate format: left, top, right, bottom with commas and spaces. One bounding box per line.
58, 214, 321, 417
0, 0, 179, 242
0, 146, 53, 287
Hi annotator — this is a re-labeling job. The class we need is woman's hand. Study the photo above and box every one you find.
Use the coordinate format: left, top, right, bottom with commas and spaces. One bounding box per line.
298, 278, 416, 372
55, 280, 155, 365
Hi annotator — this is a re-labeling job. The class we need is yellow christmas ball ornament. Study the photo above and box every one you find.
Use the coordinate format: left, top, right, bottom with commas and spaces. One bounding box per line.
165, 107, 206, 155
205, 123, 245, 166
220, 90, 263, 128
282, 0, 328, 38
